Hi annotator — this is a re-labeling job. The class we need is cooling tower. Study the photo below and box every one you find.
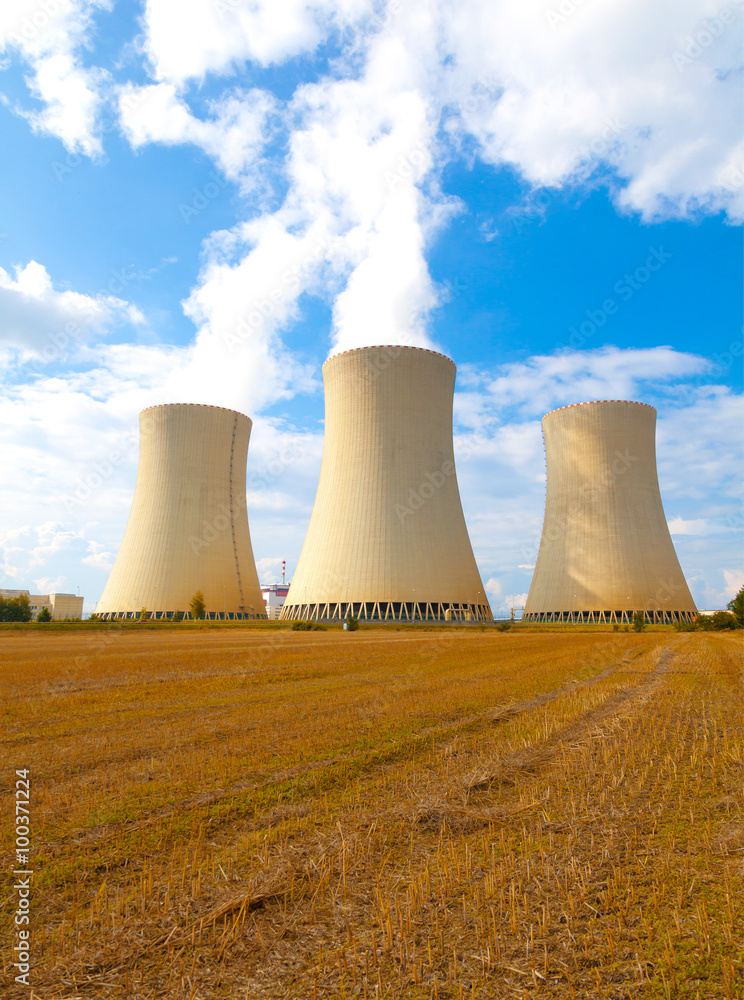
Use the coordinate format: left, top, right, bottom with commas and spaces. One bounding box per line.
96, 404, 266, 620
523, 400, 696, 624
280, 346, 491, 622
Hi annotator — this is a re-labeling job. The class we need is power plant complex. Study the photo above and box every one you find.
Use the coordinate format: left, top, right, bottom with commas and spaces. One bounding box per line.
522, 400, 697, 624
94, 356, 697, 625
95, 404, 266, 620
279, 346, 491, 622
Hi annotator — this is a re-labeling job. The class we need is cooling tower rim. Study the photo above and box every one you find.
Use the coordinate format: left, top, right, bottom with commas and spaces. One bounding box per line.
324, 345, 455, 366
139, 402, 251, 420
543, 400, 656, 419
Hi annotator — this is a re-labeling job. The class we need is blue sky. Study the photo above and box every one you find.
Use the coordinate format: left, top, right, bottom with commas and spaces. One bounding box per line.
0, 0, 741, 614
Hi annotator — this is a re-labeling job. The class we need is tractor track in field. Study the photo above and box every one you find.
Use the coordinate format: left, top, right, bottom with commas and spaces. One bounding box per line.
41, 642, 664, 855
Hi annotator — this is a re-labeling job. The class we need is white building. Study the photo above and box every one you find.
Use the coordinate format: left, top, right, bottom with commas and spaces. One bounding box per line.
0, 589, 84, 620
262, 584, 290, 620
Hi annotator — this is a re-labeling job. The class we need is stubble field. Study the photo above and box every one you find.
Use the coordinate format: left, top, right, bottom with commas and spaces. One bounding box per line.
1, 626, 741, 999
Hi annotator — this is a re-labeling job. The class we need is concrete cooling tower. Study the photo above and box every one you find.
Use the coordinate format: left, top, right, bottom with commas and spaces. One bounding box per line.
280, 346, 492, 622
522, 400, 696, 624
96, 404, 266, 620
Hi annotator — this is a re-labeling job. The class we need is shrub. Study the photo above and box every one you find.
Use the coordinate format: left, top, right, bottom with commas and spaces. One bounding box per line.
496, 622, 512, 632
345, 616, 359, 631
291, 621, 326, 631
173, 610, 184, 622
696, 611, 738, 631
632, 611, 645, 632
139, 607, 150, 621
37, 607, 52, 622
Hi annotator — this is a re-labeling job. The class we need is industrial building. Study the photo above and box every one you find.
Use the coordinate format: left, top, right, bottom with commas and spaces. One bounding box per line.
95, 404, 266, 620
522, 400, 697, 624
262, 583, 290, 619
262, 561, 290, 619
0, 589, 83, 620
280, 345, 492, 622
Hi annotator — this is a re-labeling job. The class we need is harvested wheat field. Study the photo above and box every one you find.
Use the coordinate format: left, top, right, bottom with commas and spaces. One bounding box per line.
1, 626, 741, 999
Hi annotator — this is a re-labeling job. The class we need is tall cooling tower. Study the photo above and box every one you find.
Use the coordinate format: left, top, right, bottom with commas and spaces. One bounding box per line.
280, 346, 491, 622
96, 404, 266, 620
523, 400, 696, 624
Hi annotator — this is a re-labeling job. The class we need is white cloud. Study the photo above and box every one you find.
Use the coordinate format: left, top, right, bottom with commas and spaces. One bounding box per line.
256, 556, 285, 582
445, 0, 744, 220
118, 82, 278, 186
28, 521, 83, 567
723, 569, 743, 599
482, 346, 710, 418
0, 261, 143, 357
484, 576, 502, 599
142, 0, 373, 83
82, 540, 113, 571
668, 517, 711, 535
32, 575, 67, 594
0, 0, 110, 155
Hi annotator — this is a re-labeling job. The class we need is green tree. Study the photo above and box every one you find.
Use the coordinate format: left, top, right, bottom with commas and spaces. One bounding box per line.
173, 610, 184, 622
189, 591, 206, 620
345, 615, 359, 631
139, 607, 150, 620
727, 586, 743, 627
632, 610, 646, 632
0, 593, 33, 622
37, 607, 52, 622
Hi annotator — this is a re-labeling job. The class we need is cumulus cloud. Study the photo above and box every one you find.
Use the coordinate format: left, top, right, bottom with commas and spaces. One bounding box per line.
0, 0, 110, 154
0, 261, 144, 358
82, 539, 114, 571
446, 0, 744, 219
118, 82, 279, 186
668, 517, 712, 535
479, 346, 710, 418
723, 569, 743, 598
119, 0, 742, 373
141, 0, 373, 82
